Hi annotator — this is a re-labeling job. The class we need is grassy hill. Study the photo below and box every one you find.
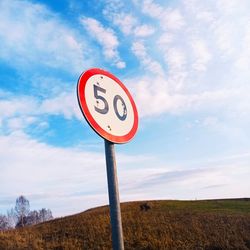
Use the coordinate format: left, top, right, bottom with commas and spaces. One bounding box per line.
0, 199, 250, 249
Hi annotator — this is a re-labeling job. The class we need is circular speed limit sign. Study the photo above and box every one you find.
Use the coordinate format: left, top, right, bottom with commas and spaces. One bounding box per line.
77, 68, 138, 144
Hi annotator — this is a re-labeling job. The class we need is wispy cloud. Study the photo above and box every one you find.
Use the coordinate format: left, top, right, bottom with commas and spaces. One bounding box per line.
3, 130, 247, 215
131, 41, 164, 76
40, 91, 81, 120
127, 76, 245, 117
105, 12, 137, 35
0, 0, 89, 74
119, 163, 250, 201
0, 90, 81, 133
80, 17, 125, 69
0, 96, 38, 119
0, 132, 152, 216
126, 0, 250, 120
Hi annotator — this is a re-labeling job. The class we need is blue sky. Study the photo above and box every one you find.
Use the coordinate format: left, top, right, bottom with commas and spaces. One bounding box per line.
0, 0, 250, 217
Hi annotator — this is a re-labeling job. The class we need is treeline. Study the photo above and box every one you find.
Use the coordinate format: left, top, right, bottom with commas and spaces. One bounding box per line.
0, 195, 53, 230
0, 200, 249, 249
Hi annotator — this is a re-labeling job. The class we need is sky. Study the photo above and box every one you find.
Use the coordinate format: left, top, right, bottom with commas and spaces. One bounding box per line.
0, 0, 250, 217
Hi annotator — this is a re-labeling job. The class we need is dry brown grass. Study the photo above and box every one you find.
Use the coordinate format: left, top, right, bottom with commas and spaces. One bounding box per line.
0, 199, 249, 249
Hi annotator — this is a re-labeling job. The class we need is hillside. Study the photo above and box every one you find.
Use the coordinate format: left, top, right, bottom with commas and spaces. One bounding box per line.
0, 199, 250, 249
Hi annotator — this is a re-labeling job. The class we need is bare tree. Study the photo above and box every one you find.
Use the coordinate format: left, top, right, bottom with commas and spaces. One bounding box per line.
7, 208, 18, 228
15, 195, 30, 228
26, 210, 40, 225
0, 214, 10, 231
39, 208, 53, 223
4, 196, 53, 228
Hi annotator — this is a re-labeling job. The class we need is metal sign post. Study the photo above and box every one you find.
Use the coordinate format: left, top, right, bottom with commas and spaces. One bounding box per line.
104, 140, 124, 250
77, 68, 138, 250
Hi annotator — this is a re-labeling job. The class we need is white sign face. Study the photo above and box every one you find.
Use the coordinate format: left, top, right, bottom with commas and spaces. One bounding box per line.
85, 74, 134, 136
77, 68, 138, 144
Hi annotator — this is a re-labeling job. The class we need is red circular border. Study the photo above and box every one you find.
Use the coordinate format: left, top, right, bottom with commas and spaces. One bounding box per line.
77, 68, 138, 144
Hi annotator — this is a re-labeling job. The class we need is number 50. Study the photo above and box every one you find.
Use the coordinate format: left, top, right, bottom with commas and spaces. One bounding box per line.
93, 84, 127, 121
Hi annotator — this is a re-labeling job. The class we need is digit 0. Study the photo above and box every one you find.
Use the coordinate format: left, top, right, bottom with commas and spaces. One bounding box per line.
113, 95, 127, 121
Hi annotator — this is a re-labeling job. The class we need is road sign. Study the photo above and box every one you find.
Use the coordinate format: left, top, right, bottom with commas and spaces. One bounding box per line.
77, 68, 138, 144
77, 68, 138, 250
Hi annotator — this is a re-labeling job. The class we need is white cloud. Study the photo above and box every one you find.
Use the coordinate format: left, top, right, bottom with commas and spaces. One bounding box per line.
126, 0, 250, 121
195, 11, 214, 23
134, 24, 155, 37
103, 3, 155, 44
2, 0, 250, 122
158, 33, 174, 46
0, 90, 81, 133
0, 132, 153, 216
109, 13, 137, 35
80, 17, 125, 68
0, 132, 106, 215
235, 21, 250, 71
1, 129, 249, 216
140, 165, 250, 200
103, 3, 137, 36
140, 1, 185, 30
119, 153, 250, 201
165, 47, 186, 71
191, 39, 212, 71
115, 61, 126, 69
215, 0, 241, 15
132, 41, 164, 76
0, 0, 89, 74
7, 116, 38, 131
141, 0, 163, 18
40, 91, 81, 120
30, 76, 72, 98
0, 96, 39, 119
131, 41, 147, 58
128, 75, 250, 118
160, 9, 185, 31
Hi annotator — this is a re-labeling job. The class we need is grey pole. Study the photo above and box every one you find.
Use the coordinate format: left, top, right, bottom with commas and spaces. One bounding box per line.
104, 139, 124, 250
